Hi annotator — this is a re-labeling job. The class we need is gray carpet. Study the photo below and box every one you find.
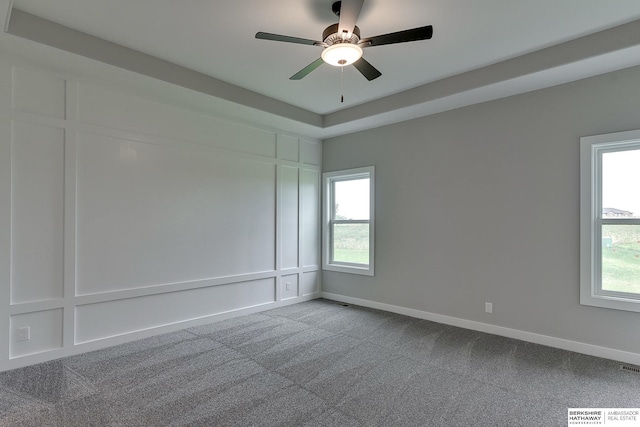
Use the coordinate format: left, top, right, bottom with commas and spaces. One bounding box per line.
0, 299, 638, 426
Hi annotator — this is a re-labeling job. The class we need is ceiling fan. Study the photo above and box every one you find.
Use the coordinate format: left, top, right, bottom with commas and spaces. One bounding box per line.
255, 0, 433, 81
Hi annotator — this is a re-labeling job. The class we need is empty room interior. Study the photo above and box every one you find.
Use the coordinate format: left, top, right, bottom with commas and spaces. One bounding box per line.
1, 0, 640, 425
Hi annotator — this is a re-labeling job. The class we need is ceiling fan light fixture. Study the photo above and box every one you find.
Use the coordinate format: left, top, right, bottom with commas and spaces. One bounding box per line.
321, 43, 363, 67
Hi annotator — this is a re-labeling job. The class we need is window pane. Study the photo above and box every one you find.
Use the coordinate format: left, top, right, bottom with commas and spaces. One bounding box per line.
334, 178, 369, 220
602, 149, 640, 218
323, 166, 374, 276
601, 224, 640, 294
332, 223, 369, 264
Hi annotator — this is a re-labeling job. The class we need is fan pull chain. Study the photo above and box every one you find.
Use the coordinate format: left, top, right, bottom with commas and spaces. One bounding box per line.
341, 66, 344, 103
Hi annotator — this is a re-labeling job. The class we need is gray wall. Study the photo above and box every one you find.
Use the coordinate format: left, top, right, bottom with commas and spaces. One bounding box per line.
322, 65, 640, 355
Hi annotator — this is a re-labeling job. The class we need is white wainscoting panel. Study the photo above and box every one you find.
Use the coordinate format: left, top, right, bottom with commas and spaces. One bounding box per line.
302, 169, 320, 268
10, 309, 63, 358
281, 274, 299, 300
10, 121, 65, 304
12, 67, 65, 119
75, 278, 276, 344
0, 55, 321, 372
75, 131, 276, 295
76, 84, 277, 158
301, 271, 320, 296
277, 134, 299, 162
280, 165, 299, 270
301, 139, 321, 166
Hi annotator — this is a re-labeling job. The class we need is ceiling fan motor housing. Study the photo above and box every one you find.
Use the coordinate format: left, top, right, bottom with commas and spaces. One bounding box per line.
255, 0, 433, 81
322, 23, 361, 46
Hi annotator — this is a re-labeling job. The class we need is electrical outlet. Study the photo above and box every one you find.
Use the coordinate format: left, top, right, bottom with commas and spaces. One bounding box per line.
485, 302, 493, 314
17, 326, 30, 342
285, 282, 291, 291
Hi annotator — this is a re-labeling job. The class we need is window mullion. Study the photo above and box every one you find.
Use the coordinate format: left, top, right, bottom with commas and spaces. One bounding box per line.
601, 219, 640, 225
332, 220, 369, 225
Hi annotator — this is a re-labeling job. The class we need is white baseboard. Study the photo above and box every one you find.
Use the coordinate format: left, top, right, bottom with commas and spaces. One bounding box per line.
321, 292, 640, 366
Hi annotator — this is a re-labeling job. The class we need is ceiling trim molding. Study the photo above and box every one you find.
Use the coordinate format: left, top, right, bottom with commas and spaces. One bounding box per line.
324, 18, 640, 130
6, 8, 323, 129
1, 0, 12, 32
5, 7, 640, 139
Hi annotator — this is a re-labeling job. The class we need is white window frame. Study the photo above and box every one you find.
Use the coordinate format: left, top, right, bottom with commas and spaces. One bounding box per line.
580, 129, 640, 312
322, 166, 375, 276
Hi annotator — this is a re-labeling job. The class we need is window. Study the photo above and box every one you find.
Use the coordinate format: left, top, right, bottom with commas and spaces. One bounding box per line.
580, 130, 640, 312
323, 167, 374, 276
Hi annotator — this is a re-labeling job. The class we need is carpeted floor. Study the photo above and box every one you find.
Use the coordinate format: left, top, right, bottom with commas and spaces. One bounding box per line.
0, 299, 638, 426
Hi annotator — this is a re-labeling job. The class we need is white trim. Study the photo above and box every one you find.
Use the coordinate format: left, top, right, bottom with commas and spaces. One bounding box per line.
321, 292, 640, 366
0, 60, 11, 363
322, 166, 375, 276
63, 78, 76, 350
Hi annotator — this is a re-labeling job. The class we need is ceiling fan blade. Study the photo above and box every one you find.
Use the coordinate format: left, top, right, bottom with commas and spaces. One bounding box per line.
256, 32, 322, 46
338, 0, 364, 38
353, 57, 381, 81
290, 58, 325, 80
360, 25, 433, 47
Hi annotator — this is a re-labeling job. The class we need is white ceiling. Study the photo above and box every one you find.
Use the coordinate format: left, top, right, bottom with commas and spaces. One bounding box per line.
6, 0, 640, 138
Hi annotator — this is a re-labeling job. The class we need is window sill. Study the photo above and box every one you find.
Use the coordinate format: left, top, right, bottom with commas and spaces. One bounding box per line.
580, 291, 640, 313
323, 263, 374, 276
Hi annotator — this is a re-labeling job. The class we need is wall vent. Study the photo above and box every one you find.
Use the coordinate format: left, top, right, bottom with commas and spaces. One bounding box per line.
620, 365, 640, 374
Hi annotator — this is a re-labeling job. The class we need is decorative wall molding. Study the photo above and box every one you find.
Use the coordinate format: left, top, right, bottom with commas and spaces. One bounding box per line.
0, 57, 322, 372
